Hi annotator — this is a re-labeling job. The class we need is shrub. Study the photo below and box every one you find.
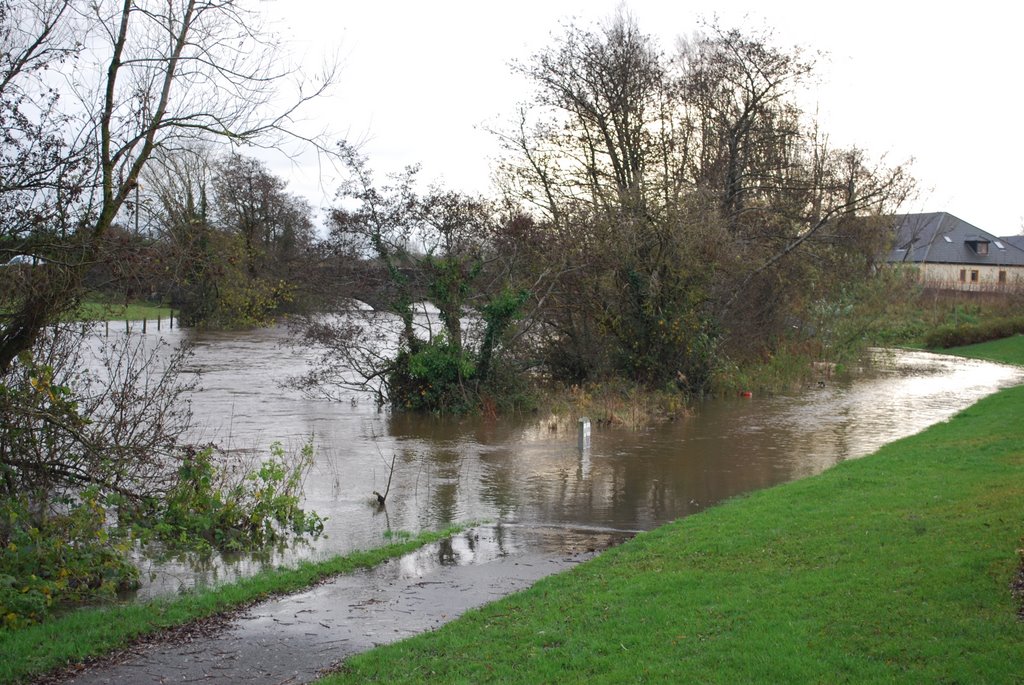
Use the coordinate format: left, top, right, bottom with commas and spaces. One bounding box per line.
387, 338, 475, 413
123, 441, 325, 552
1, 440, 325, 628
0, 325, 193, 508
923, 317, 1024, 349
0, 492, 138, 629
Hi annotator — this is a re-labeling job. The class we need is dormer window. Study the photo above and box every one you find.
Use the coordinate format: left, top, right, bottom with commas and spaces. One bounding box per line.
965, 237, 990, 256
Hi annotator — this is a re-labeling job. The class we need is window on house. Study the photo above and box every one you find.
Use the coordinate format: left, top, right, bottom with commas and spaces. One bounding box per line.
999, 270, 1007, 284
970, 270, 979, 283
966, 239, 991, 256
959, 269, 966, 283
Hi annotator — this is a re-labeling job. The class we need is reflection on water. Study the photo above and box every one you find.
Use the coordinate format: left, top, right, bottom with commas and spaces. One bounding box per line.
105, 324, 1022, 598
393, 524, 632, 579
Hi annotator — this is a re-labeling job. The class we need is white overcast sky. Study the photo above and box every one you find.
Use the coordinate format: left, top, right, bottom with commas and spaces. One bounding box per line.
259, 0, 1024, 235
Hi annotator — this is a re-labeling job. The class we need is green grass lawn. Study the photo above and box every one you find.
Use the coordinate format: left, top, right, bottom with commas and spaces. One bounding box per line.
943, 333, 1024, 366
72, 300, 174, 322
0, 527, 465, 684
320, 336, 1024, 683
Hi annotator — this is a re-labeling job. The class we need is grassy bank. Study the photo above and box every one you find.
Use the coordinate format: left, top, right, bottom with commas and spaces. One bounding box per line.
944, 333, 1024, 366
322, 337, 1024, 683
0, 526, 465, 684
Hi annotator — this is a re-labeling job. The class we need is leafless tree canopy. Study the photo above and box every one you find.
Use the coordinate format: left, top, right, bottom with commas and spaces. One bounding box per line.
0, 0, 336, 372
0, 322, 194, 502
491, 13, 914, 385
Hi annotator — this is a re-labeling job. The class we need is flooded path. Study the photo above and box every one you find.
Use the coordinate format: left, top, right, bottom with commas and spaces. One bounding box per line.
66, 525, 628, 684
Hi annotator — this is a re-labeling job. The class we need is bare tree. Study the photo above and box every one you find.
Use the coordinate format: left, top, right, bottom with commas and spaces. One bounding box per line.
678, 24, 815, 231
0, 0, 84, 247
492, 14, 914, 386
0, 322, 194, 503
212, 152, 314, 280
0, 0, 336, 372
502, 8, 665, 222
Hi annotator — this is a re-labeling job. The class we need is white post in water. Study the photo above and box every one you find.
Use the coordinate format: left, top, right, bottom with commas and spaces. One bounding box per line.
578, 417, 591, 451
577, 416, 592, 479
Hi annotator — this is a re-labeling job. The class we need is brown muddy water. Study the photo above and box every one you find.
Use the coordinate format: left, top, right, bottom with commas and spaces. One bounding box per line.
86, 323, 1023, 598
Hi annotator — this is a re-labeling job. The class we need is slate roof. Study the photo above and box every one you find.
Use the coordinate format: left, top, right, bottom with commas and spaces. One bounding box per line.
887, 212, 1024, 267
1000, 235, 1024, 251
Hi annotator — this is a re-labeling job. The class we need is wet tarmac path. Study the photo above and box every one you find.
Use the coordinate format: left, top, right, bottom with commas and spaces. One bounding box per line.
64, 525, 631, 684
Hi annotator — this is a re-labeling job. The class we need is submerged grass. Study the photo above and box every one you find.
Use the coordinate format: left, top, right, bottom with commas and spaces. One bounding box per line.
321, 337, 1024, 683
539, 379, 690, 430
0, 526, 465, 684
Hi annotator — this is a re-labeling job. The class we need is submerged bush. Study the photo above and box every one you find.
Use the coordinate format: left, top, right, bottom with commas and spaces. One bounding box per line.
123, 440, 325, 552
381, 289, 532, 414
387, 338, 475, 413
1, 440, 324, 629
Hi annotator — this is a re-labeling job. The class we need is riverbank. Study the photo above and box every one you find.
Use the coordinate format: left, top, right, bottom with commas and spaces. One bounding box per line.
0, 527, 465, 684
320, 336, 1024, 683
4, 337, 1019, 683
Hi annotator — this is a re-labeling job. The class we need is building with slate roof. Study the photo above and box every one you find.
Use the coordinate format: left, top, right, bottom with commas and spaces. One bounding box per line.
999, 234, 1024, 251
887, 212, 1024, 291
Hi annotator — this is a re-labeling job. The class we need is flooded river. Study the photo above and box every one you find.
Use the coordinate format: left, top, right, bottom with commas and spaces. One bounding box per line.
97, 323, 1023, 598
